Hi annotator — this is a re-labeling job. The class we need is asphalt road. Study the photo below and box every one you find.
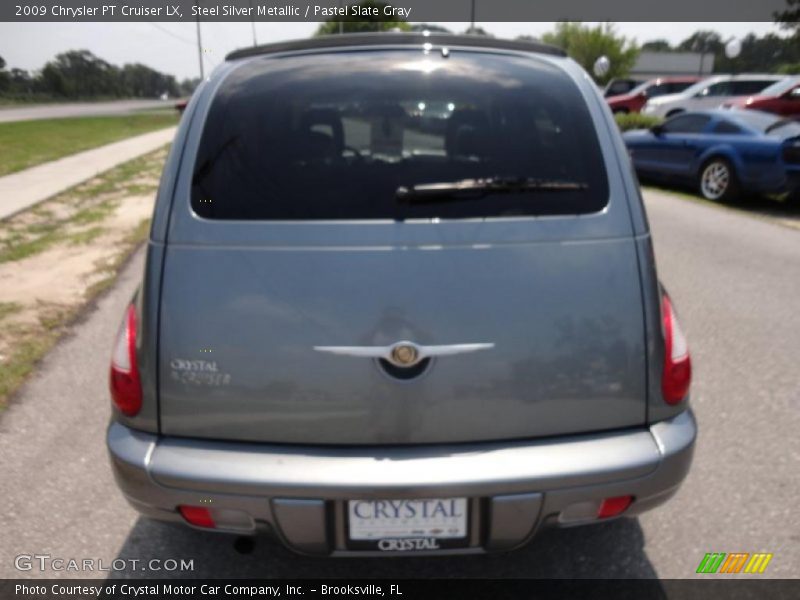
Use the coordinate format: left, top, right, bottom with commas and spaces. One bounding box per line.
0, 189, 798, 580
0, 100, 172, 123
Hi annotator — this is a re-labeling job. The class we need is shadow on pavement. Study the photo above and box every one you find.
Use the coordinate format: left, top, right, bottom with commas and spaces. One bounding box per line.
110, 516, 664, 580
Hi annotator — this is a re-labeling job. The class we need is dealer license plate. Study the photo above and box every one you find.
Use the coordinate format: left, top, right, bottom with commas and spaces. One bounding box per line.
347, 498, 468, 550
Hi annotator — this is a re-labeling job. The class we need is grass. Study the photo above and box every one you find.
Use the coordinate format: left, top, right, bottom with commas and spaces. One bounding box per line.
615, 112, 662, 132
0, 335, 55, 404
0, 147, 166, 409
0, 112, 177, 177
0, 229, 64, 263
0, 302, 22, 321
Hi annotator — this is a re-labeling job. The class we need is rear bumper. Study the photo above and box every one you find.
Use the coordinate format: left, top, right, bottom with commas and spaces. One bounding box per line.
107, 410, 696, 556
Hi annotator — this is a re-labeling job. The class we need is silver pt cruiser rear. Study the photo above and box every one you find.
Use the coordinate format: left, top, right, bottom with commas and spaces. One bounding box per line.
107, 33, 696, 556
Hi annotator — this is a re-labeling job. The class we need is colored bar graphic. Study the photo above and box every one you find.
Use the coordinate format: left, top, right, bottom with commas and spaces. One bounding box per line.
698, 552, 773, 574
744, 553, 773, 574
697, 553, 726, 574
719, 553, 749, 573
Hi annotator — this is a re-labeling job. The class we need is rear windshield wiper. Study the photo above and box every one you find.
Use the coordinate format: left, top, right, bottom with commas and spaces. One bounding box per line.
396, 177, 588, 203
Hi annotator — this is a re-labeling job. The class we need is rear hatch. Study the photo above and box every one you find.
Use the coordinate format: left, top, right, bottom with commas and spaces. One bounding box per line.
157, 47, 647, 445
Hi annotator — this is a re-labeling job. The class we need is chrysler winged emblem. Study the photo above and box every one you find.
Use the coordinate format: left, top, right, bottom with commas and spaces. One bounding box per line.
313, 340, 494, 368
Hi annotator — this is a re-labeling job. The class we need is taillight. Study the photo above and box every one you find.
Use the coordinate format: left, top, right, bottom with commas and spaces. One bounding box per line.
178, 506, 216, 528
597, 495, 634, 519
110, 303, 142, 416
661, 293, 691, 405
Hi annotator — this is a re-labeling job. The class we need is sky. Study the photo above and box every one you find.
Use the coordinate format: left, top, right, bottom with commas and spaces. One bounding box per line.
0, 21, 786, 81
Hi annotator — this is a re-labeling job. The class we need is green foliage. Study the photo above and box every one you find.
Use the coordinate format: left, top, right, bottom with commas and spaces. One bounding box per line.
776, 62, 800, 74
0, 113, 177, 177
0, 49, 183, 101
314, 0, 410, 36
614, 113, 662, 132
541, 22, 639, 84
409, 23, 452, 33
775, 0, 800, 32
714, 33, 800, 73
677, 30, 723, 53
642, 29, 800, 75
463, 26, 493, 37
641, 39, 672, 52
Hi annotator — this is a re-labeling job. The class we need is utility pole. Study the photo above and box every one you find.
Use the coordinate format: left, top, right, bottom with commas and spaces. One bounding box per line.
194, 1, 204, 80
470, 0, 475, 32
248, 0, 257, 46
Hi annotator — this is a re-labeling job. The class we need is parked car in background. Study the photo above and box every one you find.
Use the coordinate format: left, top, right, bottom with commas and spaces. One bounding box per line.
607, 77, 701, 114
107, 33, 697, 556
641, 75, 784, 119
603, 77, 645, 97
724, 76, 800, 118
624, 109, 800, 202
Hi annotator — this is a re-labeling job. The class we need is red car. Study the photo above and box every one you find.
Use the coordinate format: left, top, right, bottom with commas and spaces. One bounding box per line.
607, 77, 701, 114
726, 76, 800, 118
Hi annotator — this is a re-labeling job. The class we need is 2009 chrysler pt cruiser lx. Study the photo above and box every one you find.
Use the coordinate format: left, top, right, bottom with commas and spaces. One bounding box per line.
107, 33, 696, 556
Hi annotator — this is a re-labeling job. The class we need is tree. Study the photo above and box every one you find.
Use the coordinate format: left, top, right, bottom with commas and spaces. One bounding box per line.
9, 69, 33, 94
775, 0, 800, 33
677, 30, 723, 54
409, 23, 452, 33
641, 39, 673, 52
38, 50, 122, 98
463, 26, 493, 36
179, 77, 201, 96
314, 0, 410, 36
541, 22, 639, 84
712, 32, 800, 73
0, 55, 8, 92
120, 63, 179, 98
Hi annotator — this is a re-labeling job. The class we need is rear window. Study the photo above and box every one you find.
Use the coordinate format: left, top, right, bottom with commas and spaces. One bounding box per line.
191, 49, 609, 220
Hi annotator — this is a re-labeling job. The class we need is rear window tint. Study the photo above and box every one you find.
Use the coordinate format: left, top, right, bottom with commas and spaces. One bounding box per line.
191, 50, 609, 220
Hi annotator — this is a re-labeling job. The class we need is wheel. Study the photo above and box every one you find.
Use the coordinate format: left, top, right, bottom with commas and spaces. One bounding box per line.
698, 157, 739, 202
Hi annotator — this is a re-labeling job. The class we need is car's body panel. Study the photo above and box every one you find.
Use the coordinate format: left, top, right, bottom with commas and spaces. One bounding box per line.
158, 237, 647, 444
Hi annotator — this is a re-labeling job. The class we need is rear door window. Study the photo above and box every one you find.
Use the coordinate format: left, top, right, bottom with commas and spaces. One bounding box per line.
191, 50, 609, 220
646, 83, 671, 98
667, 81, 695, 94
699, 82, 731, 97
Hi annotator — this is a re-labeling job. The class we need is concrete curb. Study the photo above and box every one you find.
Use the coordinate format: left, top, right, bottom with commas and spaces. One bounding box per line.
0, 126, 177, 221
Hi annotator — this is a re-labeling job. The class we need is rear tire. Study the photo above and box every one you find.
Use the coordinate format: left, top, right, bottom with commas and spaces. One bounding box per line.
698, 157, 739, 203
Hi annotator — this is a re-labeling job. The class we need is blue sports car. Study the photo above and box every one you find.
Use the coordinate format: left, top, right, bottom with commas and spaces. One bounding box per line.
623, 109, 800, 202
